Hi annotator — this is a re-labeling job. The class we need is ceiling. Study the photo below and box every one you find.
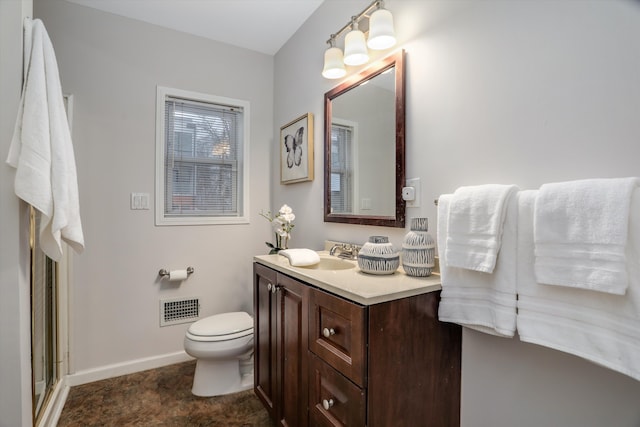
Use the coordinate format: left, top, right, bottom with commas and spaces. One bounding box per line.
64, 0, 325, 55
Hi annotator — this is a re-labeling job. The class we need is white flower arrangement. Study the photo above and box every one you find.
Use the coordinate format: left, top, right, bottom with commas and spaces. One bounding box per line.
260, 204, 296, 254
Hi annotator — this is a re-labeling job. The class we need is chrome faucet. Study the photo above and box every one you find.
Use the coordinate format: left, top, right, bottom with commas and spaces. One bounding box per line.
329, 243, 360, 260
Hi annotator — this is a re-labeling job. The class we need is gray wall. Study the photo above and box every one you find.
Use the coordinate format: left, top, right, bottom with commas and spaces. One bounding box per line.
34, 0, 274, 376
273, 0, 640, 425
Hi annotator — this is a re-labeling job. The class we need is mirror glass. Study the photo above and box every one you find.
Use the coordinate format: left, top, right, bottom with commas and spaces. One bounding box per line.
324, 50, 405, 227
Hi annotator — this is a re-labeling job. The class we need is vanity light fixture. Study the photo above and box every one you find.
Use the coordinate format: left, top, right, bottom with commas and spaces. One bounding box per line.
367, 4, 396, 49
321, 0, 396, 79
322, 36, 347, 79
343, 17, 369, 66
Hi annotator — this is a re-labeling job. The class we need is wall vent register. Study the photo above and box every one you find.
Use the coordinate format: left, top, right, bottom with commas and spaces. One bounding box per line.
160, 297, 200, 326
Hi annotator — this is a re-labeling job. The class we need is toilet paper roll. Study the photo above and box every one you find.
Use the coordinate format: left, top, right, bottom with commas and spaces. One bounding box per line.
168, 269, 188, 281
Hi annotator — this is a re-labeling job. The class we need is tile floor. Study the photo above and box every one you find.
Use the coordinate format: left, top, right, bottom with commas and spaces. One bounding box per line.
57, 360, 273, 427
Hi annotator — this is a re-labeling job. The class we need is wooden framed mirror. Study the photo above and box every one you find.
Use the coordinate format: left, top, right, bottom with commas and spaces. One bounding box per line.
324, 49, 405, 227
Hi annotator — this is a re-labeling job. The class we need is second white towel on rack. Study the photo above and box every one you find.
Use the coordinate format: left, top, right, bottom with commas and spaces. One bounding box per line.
437, 193, 518, 337
518, 189, 640, 381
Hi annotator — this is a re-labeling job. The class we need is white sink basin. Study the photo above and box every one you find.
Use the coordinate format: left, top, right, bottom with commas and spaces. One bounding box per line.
298, 256, 356, 271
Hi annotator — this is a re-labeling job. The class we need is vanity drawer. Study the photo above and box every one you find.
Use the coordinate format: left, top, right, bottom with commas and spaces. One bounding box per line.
309, 353, 365, 427
309, 288, 366, 387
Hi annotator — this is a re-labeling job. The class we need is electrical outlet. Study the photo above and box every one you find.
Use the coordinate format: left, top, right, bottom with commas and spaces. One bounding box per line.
405, 178, 421, 207
402, 186, 415, 201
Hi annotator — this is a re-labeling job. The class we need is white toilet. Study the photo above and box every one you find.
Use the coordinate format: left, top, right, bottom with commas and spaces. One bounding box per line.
183, 311, 254, 397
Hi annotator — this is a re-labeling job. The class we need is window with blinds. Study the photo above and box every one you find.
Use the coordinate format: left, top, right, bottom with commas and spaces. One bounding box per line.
330, 123, 354, 214
156, 87, 250, 225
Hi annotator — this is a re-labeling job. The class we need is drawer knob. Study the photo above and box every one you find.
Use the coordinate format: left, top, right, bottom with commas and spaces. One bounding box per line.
322, 398, 334, 410
322, 327, 336, 338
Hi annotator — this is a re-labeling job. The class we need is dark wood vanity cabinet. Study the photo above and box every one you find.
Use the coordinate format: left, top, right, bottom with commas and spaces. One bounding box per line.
254, 262, 462, 427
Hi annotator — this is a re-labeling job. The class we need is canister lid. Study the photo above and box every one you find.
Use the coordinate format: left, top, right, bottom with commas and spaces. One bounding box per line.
368, 235, 389, 243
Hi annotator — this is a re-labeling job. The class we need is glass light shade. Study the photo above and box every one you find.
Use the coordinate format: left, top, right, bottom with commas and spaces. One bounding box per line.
343, 29, 369, 66
367, 8, 396, 50
322, 46, 347, 79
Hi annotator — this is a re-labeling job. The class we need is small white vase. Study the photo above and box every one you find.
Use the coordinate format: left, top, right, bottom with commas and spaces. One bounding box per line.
402, 218, 436, 277
357, 236, 399, 275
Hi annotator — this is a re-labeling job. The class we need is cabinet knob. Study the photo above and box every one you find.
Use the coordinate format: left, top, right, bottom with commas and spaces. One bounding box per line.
322, 327, 336, 338
271, 285, 279, 294
322, 398, 334, 410
267, 283, 272, 291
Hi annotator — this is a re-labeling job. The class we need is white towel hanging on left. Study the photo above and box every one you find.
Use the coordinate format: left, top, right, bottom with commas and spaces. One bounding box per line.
6, 18, 84, 262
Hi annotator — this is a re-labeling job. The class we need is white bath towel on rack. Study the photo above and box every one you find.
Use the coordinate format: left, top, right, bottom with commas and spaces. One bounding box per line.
437, 193, 518, 337
534, 177, 638, 295
518, 189, 640, 381
445, 184, 518, 273
6, 18, 84, 262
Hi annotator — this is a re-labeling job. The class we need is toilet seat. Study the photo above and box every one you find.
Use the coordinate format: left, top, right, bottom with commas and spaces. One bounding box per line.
186, 311, 253, 342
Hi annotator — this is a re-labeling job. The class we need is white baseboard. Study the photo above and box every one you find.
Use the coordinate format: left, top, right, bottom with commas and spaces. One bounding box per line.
65, 351, 193, 387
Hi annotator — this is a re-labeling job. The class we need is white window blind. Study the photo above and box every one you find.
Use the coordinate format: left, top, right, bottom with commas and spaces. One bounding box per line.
156, 87, 249, 225
330, 124, 353, 214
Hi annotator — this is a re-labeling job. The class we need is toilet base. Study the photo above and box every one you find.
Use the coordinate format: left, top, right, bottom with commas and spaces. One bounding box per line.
191, 358, 253, 397
240, 372, 253, 389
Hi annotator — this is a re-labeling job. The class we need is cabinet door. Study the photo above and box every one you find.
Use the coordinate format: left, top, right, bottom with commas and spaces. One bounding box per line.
254, 263, 278, 418
276, 273, 310, 427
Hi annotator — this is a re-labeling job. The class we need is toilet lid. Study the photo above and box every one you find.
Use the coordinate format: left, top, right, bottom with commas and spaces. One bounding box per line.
188, 311, 253, 338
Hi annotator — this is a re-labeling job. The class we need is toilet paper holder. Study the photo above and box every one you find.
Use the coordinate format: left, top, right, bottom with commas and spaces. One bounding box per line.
158, 266, 194, 278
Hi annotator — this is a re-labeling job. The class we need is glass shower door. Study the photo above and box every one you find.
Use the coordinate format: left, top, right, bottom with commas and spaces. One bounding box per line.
31, 206, 58, 423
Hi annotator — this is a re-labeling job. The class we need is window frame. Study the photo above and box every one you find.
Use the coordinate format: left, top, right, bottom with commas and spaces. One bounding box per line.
155, 86, 250, 226
329, 117, 359, 215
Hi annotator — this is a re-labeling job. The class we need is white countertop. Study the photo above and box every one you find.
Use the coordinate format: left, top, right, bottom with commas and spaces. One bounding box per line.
254, 251, 441, 306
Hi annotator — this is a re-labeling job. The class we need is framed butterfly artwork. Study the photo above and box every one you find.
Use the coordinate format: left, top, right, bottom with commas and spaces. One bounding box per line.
280, 113, 314, 184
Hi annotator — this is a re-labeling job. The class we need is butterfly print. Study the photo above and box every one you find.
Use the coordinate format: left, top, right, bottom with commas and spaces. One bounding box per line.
284, 126, 304, 169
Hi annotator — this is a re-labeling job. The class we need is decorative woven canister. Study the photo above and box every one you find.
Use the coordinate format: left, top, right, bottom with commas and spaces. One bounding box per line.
357, 236, 400, 275
401, 217, 436, 277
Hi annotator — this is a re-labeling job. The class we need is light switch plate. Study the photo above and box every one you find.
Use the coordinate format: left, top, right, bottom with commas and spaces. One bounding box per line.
130, 192, 150, 210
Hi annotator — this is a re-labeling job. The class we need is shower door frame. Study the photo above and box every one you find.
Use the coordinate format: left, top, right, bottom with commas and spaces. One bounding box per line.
30, 205, 60, 425
30, 93, 74, 426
